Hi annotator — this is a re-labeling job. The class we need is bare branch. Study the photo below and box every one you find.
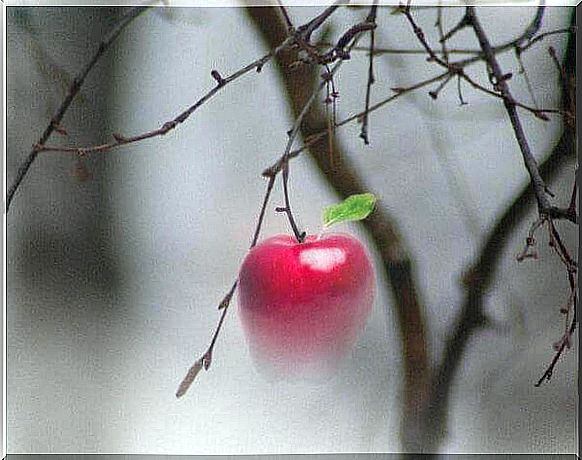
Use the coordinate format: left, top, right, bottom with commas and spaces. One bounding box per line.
519, 26, 576, 53
176, 174, 276, 397
466, 6, 552, 214
248, 6, 430, 453
518, 2, 546, 45
298, 1, 343, 43
401, 5, 562, 121
37, 36, 294, 156
176, 6, 360, 395
6, 5, 150, 212
34, 8, 565, 174
439, 11, 470, 43
434, 6, 449, 63
279, 164, 306, 242
428, 74, 453, 100
329, 25, 573, 58
359, 2, 378, 145
535, 263, 577, 386
276, 0, 294, 32
422, 123, 576, 450
262, 70, 452, 176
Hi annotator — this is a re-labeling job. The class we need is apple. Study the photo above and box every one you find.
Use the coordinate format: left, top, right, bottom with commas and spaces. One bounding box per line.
238, 233, 375, 377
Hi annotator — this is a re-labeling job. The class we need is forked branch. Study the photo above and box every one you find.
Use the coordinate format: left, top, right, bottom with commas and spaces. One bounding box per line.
6, 6, 150, 212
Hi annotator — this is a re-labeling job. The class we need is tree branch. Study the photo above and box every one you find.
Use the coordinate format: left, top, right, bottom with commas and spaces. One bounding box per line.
6, 5, 150, 212
176, 174, 276, 398
247, 5, 430, 452
418, 11, 576, 451
466, 6, 552, 214
324, 25, 573, 58
34, 36, 294, 155
176, 5, 354, 396
359, 2, 378, 145
401, 6, 563, 122
420, 125, 576, 450
32, 9, 567, 171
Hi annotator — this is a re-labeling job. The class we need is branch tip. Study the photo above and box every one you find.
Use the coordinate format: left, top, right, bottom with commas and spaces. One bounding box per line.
211, 70, 226, 86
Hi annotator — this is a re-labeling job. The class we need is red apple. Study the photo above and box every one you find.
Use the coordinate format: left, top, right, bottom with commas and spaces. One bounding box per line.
238, 233, 375, 377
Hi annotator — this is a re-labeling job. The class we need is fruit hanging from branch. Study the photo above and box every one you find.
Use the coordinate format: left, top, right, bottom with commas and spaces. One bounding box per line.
238, 193, 377, 377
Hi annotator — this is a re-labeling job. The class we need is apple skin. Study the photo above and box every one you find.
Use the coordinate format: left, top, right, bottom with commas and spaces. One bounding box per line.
238, 233, 375, 377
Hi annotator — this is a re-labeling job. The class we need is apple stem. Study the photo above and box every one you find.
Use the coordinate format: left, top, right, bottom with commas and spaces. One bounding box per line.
281, 163, 306, 243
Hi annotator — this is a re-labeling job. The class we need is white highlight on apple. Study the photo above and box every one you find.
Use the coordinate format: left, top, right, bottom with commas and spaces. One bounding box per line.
299, 248, 346, 272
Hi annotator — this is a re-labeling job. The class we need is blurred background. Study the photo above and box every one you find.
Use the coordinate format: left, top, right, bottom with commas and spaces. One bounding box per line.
6, 4, 578, 455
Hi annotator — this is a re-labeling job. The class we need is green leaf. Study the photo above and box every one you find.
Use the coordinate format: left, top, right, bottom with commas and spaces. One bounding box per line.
323, 193, 377, 228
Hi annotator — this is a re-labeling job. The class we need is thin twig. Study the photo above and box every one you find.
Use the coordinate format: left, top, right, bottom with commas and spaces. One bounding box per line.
35, 11, 564, 164
439, 10, 470, 43
455, 74, 467, 105
515, 48, 540, 109
258, 55, 561, 179
359, 2, 378, 145
315, 18, 571, 65
6, 5, 150, 212
319, 43, 476, 56
466, 6, 552, 214
547, 218, 577, 271
535, 290, 577, 386
37, 36, 294, 156
263, 38, 359, 178
428, 73, 453, 100
176, 174, 276, 398
263, 71, 452, 177
277, 0, 294, 32
298, 0, 343, 43
34, 9, 374, 159
548, 46, 570, 96
518, 1, 546, 45
248, 8, 429, 452
466, 6, 578, 390
273, 61, 345, 239
176, 7, 356, 394
279, 165, 305, 242
435, 5, 449, 63
325, 25, 572, 58
568, 168, 577, 215
422, 125, 576, 450
401, 5, 561, 121
516, 218, 544, 262
519, 26, 576, 52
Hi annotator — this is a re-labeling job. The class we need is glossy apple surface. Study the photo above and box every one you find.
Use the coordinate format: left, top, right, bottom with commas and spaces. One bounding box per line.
238, 233, 375, 376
